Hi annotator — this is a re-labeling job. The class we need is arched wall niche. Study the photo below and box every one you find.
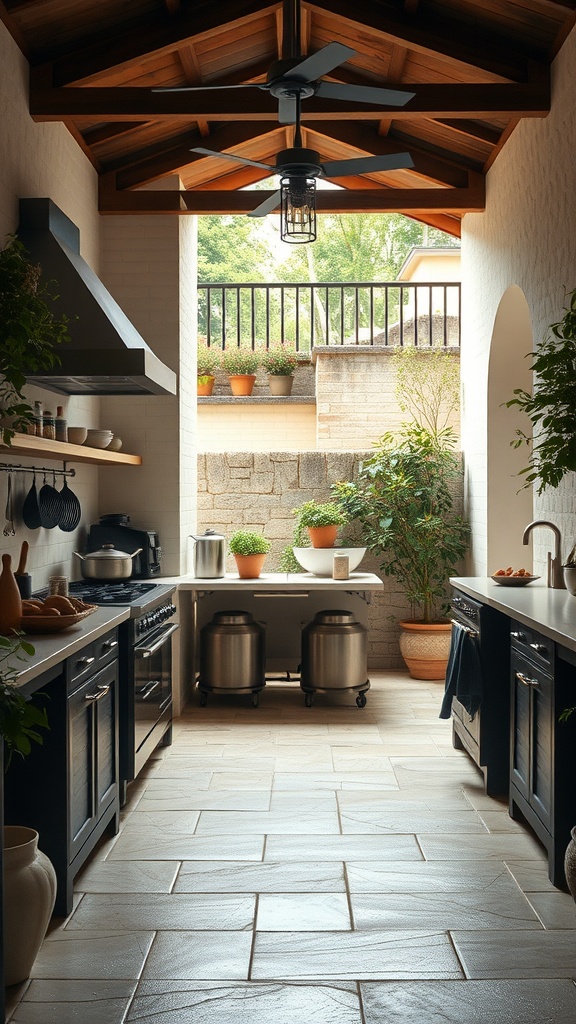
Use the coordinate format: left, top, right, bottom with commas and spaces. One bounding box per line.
486, 285, 534, 572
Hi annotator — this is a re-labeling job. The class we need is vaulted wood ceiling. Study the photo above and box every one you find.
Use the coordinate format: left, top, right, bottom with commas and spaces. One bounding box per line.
3, 0, 575, 236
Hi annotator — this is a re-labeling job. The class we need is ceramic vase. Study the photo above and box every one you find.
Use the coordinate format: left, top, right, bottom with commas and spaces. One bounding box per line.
3, 826, 57, 986
398, 620, 453, 680
564, 826, 576, 901
0, 553, 22, 633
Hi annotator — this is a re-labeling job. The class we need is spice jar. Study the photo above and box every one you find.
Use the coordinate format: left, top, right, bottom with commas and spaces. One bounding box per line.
332, 553, 350, 580
42, 410, 56, 440
49, 575, 69, 597
33, 400, 43, 437
55, 406, 67, 442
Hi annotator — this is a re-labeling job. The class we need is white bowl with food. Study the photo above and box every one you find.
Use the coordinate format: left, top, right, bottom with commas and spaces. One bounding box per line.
292, 547, 367, 576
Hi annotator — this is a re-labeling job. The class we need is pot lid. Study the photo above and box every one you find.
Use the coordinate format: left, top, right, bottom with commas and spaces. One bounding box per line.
212, 611, 254, 625
193, 529, 225, 541
88, 543, 133, 560
313, 610, 357, 625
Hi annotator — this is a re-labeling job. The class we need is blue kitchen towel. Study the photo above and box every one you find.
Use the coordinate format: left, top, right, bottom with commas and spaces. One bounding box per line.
439, 621, 483, 720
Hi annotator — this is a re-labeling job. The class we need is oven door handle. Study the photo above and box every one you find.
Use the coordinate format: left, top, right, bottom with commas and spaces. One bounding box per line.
450, 618, 479, 639
134, 622, 179, 658
137, 679, 162, 699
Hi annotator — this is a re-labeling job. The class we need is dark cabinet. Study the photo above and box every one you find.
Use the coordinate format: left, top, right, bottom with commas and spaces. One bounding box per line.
4, 628, 120, 916
509, 621, 576, 888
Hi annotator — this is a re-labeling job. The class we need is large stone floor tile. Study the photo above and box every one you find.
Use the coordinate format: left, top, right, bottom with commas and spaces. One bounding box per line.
141, 931, 252, 980
451, 929, 576, 978
351, 891, 541, 930
194, 809, 341, 835
153, 756, 276, 775
208, 771, 274, 790
118, 810, 201, 833
340, 809, 487, 834
65, 893, 256, 931
136, 786, 271, 812
31, 931, 155, 980
272, 772, 398, 791
505, 860, 559, 892
7, 980, 137, 1024
174, 860, 346, 893
125, 980, 362, 1024
75, 860, 179, 894
418, 832, 546, 861
257, 894, 351, 930
360, 979, 576, 1024
524, 892, 576, 929
107, 831, 264, 861
251, 931, 463, 980
336, 792, 472, 811
346, 861, 527, 894
264, 834, 422, 861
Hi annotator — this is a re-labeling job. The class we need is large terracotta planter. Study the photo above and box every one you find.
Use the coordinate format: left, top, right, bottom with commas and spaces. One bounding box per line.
197, 375, 215, 396
228, 374, 256, 396
4, 825, 57, 986
307, 525, 338, 549
398, 619, 452, 680
233, 553, 266, 579
268, 374, 294, 396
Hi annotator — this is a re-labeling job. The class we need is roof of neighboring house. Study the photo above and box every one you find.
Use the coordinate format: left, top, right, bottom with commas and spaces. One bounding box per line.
397, 247, 461, 280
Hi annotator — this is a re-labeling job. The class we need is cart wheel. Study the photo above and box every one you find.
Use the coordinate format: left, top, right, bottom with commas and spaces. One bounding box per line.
356, 692, 367, 708
304, 692, 313, 708
199, 691, 208, 707
251, 692, 259, 708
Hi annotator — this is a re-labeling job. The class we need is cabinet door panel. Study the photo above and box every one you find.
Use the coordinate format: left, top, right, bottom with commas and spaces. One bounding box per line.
532, 680, 553, 830
95, 665, 118, 816
68, 680, 95, 854
511, 658, 530, 800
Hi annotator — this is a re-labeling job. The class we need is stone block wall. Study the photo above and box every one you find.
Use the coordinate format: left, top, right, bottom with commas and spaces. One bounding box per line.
197, 449, 465, 668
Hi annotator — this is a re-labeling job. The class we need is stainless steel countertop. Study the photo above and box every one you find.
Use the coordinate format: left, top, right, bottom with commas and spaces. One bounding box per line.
451, 577, 576, 653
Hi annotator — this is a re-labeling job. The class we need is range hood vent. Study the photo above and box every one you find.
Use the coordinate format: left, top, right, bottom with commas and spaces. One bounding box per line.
17, 198, 177, 396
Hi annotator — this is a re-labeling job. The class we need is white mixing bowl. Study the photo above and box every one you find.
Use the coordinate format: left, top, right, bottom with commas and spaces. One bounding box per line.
292, 547, 367, 576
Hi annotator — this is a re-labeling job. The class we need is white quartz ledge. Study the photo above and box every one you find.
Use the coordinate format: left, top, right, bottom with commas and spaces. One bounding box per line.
162, 572, 384, 592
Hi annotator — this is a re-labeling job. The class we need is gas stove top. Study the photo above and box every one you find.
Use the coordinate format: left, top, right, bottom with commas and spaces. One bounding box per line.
67, 580, 159, 605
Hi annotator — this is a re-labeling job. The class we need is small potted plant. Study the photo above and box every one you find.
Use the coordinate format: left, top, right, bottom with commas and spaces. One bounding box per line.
292, 500, 348, 549
228, 530, 271, 579
221, 347, 260, 396
197, 341, 221, 396
261, 344, 299, 396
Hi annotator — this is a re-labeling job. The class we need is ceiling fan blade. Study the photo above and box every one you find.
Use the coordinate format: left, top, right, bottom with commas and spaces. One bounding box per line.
153, 83, 261, 93
316, 81, 415, 107
321, 152, 414, 177
278, 94, 297, 124
191, 147, 276, 172
248, 191, 282, 218
288, 42, 356, 83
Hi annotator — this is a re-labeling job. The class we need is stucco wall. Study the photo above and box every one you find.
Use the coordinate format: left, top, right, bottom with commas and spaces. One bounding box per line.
461, 28, 576, 575
0, 21, 102, 588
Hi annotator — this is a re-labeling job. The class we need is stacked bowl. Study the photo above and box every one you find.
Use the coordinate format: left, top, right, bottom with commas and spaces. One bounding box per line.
84, 428, 113, 449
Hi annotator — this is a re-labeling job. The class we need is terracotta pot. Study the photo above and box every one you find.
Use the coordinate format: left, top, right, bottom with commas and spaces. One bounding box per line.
398, 619, 452, 680
228, 374, 256, 396
233, 553, 266, 579
197, 375, 215, 396
307, 525, 338, 549
268, 374, 294, 396
4, 826, 57, 986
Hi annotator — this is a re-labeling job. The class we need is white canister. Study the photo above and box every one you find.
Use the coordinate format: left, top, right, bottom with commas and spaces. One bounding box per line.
332, 553, 350, 580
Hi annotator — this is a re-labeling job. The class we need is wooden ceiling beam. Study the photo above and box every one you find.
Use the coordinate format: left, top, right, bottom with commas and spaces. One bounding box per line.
98, 182, 484, 215
29, 78, 550, 123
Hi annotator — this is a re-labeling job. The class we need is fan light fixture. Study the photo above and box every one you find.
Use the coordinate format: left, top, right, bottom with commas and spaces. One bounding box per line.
280, 175, 316, 243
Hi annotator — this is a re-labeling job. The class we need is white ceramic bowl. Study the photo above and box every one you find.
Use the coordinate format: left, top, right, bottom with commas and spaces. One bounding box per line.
67, 426, 88, 445
106, 437, 123, 452
292, 547, 367, 576
84, 429, 114, 449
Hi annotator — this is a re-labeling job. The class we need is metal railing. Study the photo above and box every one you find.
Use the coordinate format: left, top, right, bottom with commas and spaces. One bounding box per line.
198, 281, 460, 351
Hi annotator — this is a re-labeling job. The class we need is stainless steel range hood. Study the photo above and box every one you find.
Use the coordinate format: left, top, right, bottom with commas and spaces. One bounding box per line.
17, 198, 177, 396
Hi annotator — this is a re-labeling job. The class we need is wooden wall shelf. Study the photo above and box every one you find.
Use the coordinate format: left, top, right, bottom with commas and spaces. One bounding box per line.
0, 434, 142, 467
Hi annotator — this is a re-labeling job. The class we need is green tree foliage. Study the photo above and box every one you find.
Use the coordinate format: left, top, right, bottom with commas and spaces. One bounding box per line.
197, 215, 272, 283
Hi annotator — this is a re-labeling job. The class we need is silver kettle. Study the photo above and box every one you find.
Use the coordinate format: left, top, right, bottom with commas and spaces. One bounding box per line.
190, 529, 226, 578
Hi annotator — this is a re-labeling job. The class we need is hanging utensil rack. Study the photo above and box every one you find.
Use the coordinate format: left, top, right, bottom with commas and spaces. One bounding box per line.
0, 463, 76, 478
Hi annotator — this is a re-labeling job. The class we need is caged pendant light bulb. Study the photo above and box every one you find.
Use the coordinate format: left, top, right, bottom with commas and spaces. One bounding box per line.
280, 174, 317, 243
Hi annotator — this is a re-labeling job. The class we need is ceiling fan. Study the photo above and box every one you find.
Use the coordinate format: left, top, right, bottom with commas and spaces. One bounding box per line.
155, 0, 415, 126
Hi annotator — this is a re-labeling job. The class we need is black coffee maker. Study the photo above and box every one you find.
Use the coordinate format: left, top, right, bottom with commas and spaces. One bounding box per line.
87, 514, 162, 578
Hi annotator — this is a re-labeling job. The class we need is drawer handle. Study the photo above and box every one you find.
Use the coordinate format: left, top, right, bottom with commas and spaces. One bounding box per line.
516, 671, 539, 688
511, 631, 527, 642
450, 618, 478, 638
529, 642, 548, 656
101, 639, 118, 650
85, 683, 111, 702
75, 656, 95, 669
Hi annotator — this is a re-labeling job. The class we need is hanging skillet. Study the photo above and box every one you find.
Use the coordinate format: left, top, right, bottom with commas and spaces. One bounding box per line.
38, 471, 63, 530
58, 477, 82, 533
22, 472, 42, 530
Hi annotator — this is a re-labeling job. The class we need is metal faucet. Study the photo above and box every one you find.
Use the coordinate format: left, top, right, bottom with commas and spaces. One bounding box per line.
522, 520, 566, 589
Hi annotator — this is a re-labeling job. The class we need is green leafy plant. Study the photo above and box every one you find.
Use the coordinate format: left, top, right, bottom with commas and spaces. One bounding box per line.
261, 344, 299, 376
0, 635, 49, 770
197, 341, 221, 376
506, 288, 576, 493
291, 500, 348, 546
333, 425, 470, 622
221, 347, 260, 376
393, 347, 460, 436
228, 530, 271, 556
0, 235, 70, 445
